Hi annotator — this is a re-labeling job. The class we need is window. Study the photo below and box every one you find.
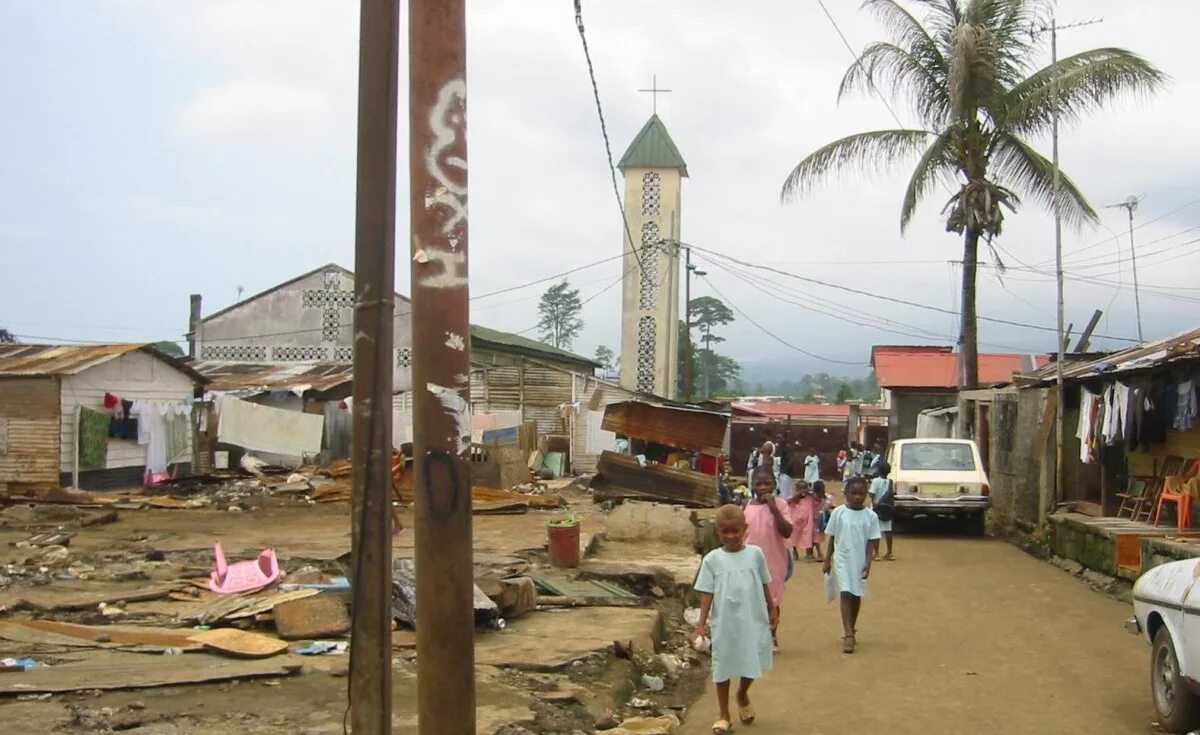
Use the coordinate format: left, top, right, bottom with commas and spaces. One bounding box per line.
899, 442, 976, 471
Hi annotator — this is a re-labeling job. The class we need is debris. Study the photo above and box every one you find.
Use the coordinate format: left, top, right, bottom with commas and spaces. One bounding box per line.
0, 651, 303, 695
187, 628, 289, 658
592, 452, 718, 508
11, 531, 74, 547
0, 658, 37, 672
497, 577, 537, 619
178, 588, 319, 625
608, 715, 680, 734
390, 559, 499, 628
0, 620, 200, 651
640, 674, 665, 692
273, 597, 351, 640
683, 608, 701, 627
658, 653, 683, 678
10, 583, 178, 612
31, 545, 70, 568
209, 540, 280, 594
296, 641, 349, 656
279, 577, 350, 593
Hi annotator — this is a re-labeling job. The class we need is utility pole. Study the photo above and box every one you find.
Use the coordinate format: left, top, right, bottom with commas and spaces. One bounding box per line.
409, 0, 475, 733
1032, 15, 1102, 526
682, 246, 706, 402
348, 0, 399, 730
1108, 196, 1145, 341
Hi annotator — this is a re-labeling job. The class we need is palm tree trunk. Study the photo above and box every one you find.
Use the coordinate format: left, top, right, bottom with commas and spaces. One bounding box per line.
960, 227, 981, 390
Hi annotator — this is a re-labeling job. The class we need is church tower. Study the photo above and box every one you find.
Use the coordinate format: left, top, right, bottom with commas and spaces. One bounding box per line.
617, 115, 688, 399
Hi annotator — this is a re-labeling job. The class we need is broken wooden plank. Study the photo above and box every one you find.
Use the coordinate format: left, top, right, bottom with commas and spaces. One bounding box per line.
0, 652, 304, 695
0, 620, 198, 650
187, 629, 288, 658
11, 584, 178, 612
535, 595, 653, 608
592, 451, 718, 508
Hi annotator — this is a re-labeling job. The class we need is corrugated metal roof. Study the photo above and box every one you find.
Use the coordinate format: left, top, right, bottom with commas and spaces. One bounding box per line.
470, 325, 599, 369
871, 345, 1050, 389
618, 115, 688, 176
1021, 326, 1200, 383
191, 360, 354, 394
601, 400, 728, 454
0, 344, 206, 383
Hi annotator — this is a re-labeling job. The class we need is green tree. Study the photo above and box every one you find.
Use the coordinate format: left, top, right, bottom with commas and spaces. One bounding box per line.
593, 345, 616, 372
536, 280, 584, 350
695, 349, 741, 394
781, 0, 1164, 387
0, 327, 15, 344
688, 296, 736, 398
152, 341, 185, 358
836, 383, 855, 404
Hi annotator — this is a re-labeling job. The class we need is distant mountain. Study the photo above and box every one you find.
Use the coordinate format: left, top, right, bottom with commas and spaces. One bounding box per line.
737, 356, 871, 386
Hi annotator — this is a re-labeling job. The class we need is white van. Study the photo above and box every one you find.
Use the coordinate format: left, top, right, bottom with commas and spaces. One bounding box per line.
885, 438, 991, 534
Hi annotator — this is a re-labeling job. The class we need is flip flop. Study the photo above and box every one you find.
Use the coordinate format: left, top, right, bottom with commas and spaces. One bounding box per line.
712, 719, 733, 734
842, 635, 856, 654
738, 703, 756, 724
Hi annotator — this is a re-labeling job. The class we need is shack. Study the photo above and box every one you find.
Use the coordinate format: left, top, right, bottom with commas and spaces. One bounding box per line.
590, 400, 729, 507
0, 344, 206, 495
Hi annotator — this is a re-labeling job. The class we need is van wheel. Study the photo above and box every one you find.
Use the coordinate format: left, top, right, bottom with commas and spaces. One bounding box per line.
964, 513, 986, 537
1152, 626, 1200, 732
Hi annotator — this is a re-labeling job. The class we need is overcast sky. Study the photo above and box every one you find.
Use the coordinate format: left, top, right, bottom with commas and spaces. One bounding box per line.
2, 0, 1197, 374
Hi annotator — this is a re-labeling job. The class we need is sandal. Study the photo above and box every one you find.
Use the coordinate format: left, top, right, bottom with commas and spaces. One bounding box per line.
712, 719, 733, 734
842, 635, 856, 654
738, 703, 756, 724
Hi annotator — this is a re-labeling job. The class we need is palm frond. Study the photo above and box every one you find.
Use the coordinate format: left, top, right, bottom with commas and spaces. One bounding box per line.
1000, 48, 1168, 136
840, 42, 951, 126
901, 128, 959, 232
861, 0, 947, 68
780, 129, 933, 203
989, 131, 1099, 229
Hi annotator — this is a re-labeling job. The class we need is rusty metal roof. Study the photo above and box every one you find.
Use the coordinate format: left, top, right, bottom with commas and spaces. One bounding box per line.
1020, 326, 1200, 384
191, 360, 354, 394
0, 344, 206, 383
601, 400, 729, 455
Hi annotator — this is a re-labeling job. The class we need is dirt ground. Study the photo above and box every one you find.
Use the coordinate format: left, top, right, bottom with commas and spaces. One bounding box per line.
678, 528, 1157, 735
0, 486, 704, 734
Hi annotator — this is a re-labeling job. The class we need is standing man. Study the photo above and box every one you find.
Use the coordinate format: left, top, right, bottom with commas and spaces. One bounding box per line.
866, 440, 886, 478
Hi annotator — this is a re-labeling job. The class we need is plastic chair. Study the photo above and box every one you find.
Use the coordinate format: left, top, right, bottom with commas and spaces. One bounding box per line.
209, 540, 280, 594
1154, 476, 1193, 531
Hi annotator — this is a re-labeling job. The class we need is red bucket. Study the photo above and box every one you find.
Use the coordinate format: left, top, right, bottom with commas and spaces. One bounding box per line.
547, 522, 581, 568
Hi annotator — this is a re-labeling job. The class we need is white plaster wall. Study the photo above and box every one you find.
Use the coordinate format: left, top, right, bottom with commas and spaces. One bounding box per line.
60, 352, 196, 472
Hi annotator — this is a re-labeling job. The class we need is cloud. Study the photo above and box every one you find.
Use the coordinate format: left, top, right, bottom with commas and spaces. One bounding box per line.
0, 223, 44, 243
174, 79, 331, 143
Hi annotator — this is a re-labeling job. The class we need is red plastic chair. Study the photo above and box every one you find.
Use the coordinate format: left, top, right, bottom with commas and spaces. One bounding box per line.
1154, 476, 1193, 530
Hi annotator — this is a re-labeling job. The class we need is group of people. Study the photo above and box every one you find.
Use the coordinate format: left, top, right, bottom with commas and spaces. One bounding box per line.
692, 437, 897, 733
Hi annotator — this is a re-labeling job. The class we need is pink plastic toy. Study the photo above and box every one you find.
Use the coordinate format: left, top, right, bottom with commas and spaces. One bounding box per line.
209, 540, 280, 594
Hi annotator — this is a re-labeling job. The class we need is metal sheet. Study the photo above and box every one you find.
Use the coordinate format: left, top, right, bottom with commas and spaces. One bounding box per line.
191, 360, 354, 394
601, 401, 728, 454
0, 344, 206, 383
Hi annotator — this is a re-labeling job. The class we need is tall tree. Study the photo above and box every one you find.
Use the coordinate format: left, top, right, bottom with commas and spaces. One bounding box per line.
594, 344, 616, 372
0, 327, 15, 344
836, 383, 855, 404
688, 296, 736, 399
536, 280, 584, 350
781, 0, 1164, 387
695, 349, 741, 395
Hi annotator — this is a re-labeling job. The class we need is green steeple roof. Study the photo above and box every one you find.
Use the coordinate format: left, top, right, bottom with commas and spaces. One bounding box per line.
617, 115, 688, 177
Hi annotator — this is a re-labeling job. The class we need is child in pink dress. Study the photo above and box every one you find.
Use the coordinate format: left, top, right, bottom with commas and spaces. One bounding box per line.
787, 481, 817, 562
744, 467, 793, 651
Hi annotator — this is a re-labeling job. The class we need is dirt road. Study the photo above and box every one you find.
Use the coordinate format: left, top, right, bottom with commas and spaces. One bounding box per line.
678, 534, 1156, 735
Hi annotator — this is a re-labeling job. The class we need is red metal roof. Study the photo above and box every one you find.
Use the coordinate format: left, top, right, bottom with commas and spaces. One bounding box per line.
871, 346, 1049, 389
732, 402, 851, 418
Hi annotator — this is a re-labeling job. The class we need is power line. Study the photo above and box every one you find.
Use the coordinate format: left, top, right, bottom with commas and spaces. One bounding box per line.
699, 275, 867, 366
814, 0, 906, 129
471, 252, 625, 300
573, 0, 644, 275
685, 241, 1141, 343
1032, 194, 1200, 266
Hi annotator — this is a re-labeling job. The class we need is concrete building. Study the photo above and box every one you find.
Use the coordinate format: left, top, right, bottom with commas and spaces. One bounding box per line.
617, 115, 686, 399
872, 345, 1048, 441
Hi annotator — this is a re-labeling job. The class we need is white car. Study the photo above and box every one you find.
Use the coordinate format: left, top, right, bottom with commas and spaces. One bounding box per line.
1129, 558, 1200, 732
885, 438, 990, 534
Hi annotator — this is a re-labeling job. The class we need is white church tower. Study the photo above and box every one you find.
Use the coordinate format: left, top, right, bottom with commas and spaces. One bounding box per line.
617, 115, 688, 399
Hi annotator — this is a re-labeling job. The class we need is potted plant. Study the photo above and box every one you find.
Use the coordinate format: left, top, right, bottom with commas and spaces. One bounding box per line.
546, 512, 581, 568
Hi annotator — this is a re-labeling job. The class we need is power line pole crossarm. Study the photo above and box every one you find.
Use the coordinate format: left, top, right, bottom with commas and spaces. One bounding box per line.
409, 1, 477, 734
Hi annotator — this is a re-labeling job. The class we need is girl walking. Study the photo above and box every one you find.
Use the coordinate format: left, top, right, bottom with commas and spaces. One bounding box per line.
693, 504, 778, 733
743, 467, 792, 651
869, 461, 896, 561
821, 476, 881, 654
786, 480, 817, 562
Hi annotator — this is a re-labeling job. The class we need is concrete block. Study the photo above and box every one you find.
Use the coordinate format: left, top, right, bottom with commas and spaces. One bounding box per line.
605, 501, 695, 546
498, 576, 537, 619
273, 597, 351, 640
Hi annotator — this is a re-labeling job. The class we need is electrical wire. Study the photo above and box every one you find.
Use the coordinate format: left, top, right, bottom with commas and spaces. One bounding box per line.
573, 0, 644, 275
814, 0, 906, 128
1031, 194, 1200, 266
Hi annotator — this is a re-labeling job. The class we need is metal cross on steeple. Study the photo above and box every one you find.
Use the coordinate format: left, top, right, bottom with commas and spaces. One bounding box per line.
637, 75, 672, 115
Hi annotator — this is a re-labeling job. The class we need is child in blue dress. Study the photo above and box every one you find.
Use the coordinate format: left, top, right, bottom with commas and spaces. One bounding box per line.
693, 504, 777, 734
821, 476, 881, 654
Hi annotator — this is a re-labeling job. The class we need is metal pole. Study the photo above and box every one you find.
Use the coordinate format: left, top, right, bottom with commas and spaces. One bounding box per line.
1049, 16, 1064, 527
348, 0, 399, 729
409, 0, 475, 733
683, 247, 693, 401
1127, 205, 1145, 341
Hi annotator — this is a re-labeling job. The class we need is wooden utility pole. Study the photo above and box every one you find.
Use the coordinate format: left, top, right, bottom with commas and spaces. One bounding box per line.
409, 0, 476, 733
348, 0, 400, 730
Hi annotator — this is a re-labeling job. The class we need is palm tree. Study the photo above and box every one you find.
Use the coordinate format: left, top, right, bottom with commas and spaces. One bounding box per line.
781, 0, 1165, 387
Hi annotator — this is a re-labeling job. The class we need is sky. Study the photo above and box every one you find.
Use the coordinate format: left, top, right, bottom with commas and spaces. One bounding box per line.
2, 0, 1198, 377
